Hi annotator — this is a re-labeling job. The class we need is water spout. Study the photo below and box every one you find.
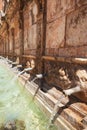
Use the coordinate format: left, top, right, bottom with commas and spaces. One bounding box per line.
11, 65, 22, 73
16, 65, 22, 68
63, 85, 81, 96
17, 67, 32, 77
24, 68, 32, 72
31, 74, 43, 99
48, 94, 65, 126
11, 67, 33, 82
0, 57, 12, 66
48, 85, 82, 127
22, 73, 43, 100
31, 74, 43, 82
7, 60, 13, 64
36, 74, 43, 79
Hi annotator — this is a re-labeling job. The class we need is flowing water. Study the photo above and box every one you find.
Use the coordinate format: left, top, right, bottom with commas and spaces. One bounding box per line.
0, 63, 57, 130
49, 95, 65, 124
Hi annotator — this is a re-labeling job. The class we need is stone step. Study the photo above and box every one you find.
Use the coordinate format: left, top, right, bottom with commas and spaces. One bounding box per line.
75, 103, 87, 115
62, 108, 85, 130
45, 92, 65, 107
47, 87, 62, 99
70, 103, 87, 118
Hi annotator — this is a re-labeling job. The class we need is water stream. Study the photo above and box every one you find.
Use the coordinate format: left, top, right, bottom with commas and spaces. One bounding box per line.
0, 62, 57, 130
49, 94, 65, 124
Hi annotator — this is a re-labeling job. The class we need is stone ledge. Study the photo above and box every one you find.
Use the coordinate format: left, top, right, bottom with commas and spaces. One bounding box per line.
42, 56, 87, 65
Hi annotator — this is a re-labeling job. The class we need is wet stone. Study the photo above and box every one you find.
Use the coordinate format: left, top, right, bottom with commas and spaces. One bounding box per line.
15, 120, 26, 130
4, 121, 16, 130
0, 120, 26, 130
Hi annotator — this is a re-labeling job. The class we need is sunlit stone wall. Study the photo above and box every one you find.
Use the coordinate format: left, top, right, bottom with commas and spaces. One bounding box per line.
0, 0, 3, 10
46, 0, 87, 58
45, 0, 87, 102
23, 1, 38, 55
0, 0, 87, 102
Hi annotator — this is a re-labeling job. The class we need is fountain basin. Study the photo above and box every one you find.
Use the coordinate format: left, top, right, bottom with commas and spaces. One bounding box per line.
0, 62, 57, 130
19, 73, 87, 130
0, 60, 87, 130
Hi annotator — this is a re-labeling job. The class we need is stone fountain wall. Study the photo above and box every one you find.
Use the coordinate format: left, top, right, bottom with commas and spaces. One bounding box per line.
46, 0, 87, 57
0, 0, 3, 10
0, 0, 87, 102
44, 0, 87, 102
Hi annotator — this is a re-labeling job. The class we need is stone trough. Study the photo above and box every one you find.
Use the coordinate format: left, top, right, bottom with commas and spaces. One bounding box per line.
18, 73, 87, 130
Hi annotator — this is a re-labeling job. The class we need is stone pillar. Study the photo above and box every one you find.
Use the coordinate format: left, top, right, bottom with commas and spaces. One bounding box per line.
19, 0, 24, 64
41, 0, 47, 75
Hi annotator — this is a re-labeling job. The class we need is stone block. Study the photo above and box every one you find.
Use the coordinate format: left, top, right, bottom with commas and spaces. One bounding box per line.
24, 24, 37, 54
24, 4, 32, 27
66, 5, 87, 47
59, 47, 77, 57
77, 46, 87, 58
47, 0, 75, 22
46, 16, 65, 52
28, 24, 37, 49
45, 48, 59, 56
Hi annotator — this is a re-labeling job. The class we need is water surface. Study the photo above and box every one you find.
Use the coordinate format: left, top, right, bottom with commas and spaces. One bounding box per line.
0, 63, 57, 130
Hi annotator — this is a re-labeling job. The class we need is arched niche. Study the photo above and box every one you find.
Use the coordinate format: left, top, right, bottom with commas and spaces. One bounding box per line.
24, 0, 43, 55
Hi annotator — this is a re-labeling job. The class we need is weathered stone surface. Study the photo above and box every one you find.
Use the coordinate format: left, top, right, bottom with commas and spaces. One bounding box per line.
66, 5, 87, 47
45, 61, 87, 102
45, 48, 59, 56
0, 42, 3, 53
0, 0, 3, 10
77, 46, 87, 58
24, 2, 38, 55
0, 0, 87, 105
8, 12, 21, 55
59, 47, 77, 57
47, 0, 75, 22
59, 46, 87, 58
76, 0, 87, 7
0, 1, 87, 129
46, 16, 65, 54
24, 24, 37, 55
